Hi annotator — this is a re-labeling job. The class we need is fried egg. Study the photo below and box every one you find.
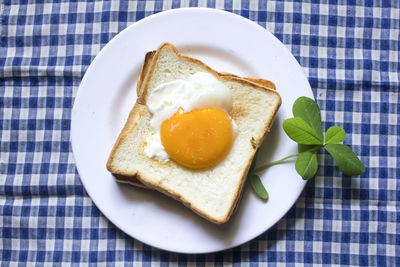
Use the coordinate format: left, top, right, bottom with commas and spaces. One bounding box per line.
144, 72, 237, 169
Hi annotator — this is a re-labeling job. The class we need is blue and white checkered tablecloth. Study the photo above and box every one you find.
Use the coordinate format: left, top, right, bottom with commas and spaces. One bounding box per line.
1, 0, 399, 265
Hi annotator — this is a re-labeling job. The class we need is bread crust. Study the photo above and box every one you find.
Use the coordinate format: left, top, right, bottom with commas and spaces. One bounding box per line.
106, 103, 146, 173
219, 72, 276, 91
136, 51, 156, 99
107, 43, 281, 224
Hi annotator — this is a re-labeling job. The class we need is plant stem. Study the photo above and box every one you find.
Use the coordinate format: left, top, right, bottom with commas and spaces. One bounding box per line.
253, 153, 300, 173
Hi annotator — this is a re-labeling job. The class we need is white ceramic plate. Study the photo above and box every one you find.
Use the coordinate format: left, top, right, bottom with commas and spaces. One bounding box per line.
71, 8, 312, 254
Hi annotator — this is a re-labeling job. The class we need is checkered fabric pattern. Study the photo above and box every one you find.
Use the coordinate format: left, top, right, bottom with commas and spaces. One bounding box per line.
1, 0, 399, 265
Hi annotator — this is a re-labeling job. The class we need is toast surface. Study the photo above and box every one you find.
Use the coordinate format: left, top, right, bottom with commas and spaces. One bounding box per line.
107, 43, 281, 223
125, 54, 276, 189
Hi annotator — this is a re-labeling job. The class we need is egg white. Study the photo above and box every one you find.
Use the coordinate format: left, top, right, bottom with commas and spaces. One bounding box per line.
144, 72, 237, 162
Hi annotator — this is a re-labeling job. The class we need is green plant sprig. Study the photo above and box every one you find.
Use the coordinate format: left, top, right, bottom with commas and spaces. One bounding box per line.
248, 96, 365, 200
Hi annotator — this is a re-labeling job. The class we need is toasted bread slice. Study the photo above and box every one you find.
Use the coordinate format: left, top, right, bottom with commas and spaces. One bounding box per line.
107, 43, 281, 223
123, 53, 276, 189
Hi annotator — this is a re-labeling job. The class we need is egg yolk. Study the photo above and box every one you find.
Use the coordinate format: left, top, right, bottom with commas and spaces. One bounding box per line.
160, 107, 234, 169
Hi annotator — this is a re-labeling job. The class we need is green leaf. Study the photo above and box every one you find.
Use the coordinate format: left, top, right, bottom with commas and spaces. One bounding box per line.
325, 126, 346, 144
292, 96, 323, 141
325, 144, 366, 176
249, 174, 269, 200
295, 151, 318, 180
283, 117, 323, 145
298, 144, 322, 153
